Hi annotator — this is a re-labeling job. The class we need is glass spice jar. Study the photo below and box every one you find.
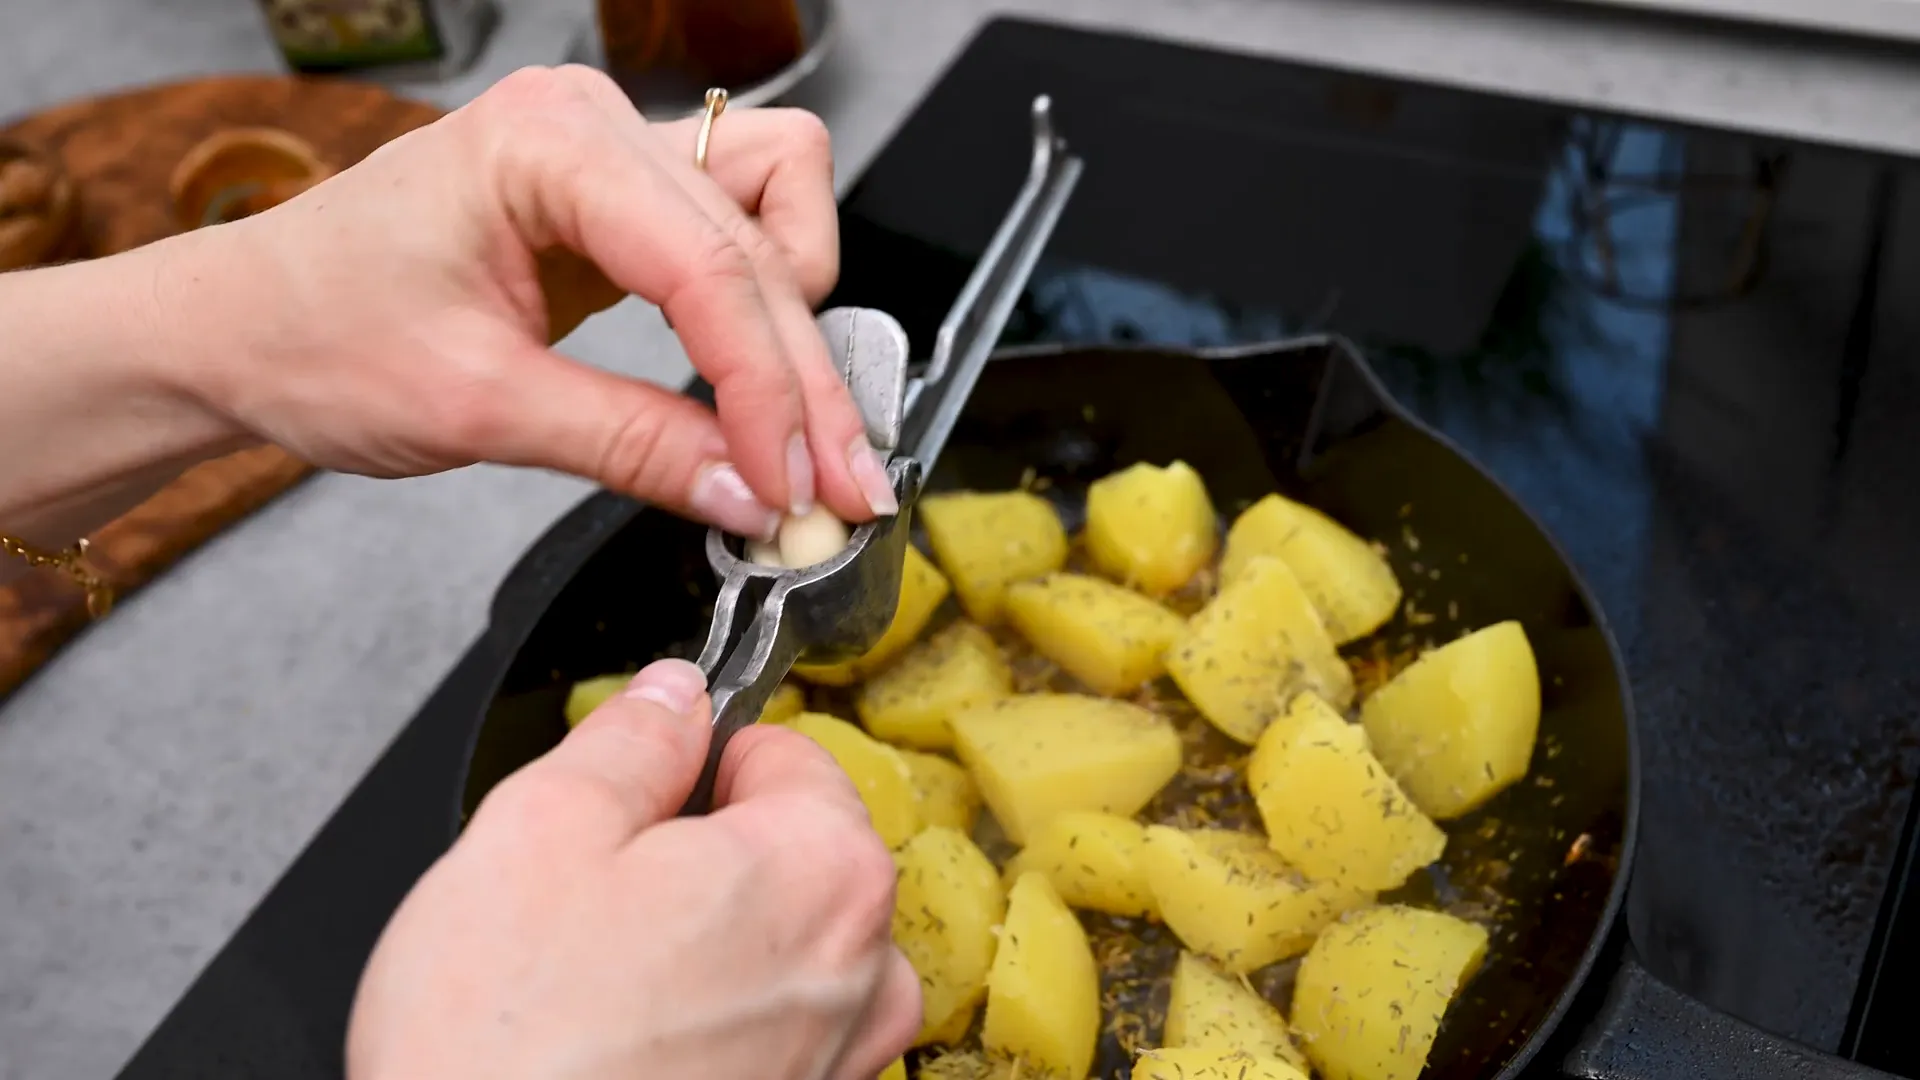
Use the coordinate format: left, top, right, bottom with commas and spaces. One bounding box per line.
596, 0, 806, 108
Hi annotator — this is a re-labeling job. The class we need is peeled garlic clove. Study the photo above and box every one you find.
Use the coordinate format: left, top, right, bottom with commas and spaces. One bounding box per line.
778, 505, 851, 568
746, 538, 785, 567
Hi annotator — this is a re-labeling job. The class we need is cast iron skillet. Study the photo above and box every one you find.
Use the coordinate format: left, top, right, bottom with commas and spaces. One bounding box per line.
457, 336, 1890, 1080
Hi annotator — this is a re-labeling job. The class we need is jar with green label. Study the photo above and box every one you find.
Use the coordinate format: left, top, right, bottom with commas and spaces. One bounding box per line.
256, 0, 497, 78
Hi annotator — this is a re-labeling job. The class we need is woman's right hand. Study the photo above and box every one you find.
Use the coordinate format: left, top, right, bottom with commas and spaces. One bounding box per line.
345, 659, 920, 1080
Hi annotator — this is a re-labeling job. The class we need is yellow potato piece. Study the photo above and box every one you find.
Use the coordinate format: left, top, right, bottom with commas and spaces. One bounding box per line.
951, 694, 1182, 844
1292, 906, 1489, 1080
1221, 494, 1402, 644
787, 713, 922, 848
903, 749, 982, 833
1248, 693, 1445, 891
1005, 573, 1187, 696
1359, 620, 1542, 819
1165, 556, 1354, 744
758, 683, 806, 726
982, 872, 1100, 1080
1164, 951, 1309, 1072
894, 826, 1006, 1046
1133, 1048, 1310, 1080
1083, 460, 1218, 596
1140, 826, 1373, 973
857, 621, 1013, 750
879, 1059, 908, 1080
1004, 810, 1158, 919
922, 1001, 977, 1047
793, 544, 951, 686
920, 491, 1070, 623
566, 676, 803, 729
563, 674, 627, 727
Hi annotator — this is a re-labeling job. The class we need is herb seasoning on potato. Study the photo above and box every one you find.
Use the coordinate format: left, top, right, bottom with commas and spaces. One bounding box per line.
559, 460, 1544, 1080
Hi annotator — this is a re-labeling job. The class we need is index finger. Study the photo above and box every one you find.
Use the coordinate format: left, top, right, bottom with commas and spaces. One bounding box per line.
711, 723, 866, 813
473, 67, 807, 518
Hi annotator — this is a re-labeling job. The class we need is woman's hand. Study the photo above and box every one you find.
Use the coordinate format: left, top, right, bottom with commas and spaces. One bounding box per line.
0, 63, 895, 553
163, 64, 895, 535
347, 660, 921, 1080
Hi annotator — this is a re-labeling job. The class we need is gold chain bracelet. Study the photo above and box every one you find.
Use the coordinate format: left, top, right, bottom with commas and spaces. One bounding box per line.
0, 534, 114, 618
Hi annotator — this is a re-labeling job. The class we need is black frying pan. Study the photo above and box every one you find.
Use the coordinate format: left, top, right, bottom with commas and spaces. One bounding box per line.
456, 336, 1892, 1080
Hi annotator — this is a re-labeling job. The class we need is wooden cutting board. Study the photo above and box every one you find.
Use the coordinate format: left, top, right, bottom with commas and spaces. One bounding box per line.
0, 75, 445, 700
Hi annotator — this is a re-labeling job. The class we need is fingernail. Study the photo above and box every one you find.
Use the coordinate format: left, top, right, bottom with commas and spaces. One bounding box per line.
623, 658, 708, 716
690, 462, 780, 540
848, 437, 898, 515
786, 432, 815, 518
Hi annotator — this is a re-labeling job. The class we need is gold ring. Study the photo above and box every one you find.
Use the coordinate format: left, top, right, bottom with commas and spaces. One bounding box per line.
694, 88, 728, 172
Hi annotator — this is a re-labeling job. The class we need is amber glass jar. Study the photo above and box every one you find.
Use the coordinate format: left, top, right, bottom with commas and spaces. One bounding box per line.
596, 0, 805, 106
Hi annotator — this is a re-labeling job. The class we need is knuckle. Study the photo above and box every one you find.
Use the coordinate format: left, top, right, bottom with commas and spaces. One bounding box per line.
768, 107, 833, 160
727, 216, 786, 275
593, 398, 671, 498
481, 65, 578, 114
685, 226, 758, 290
551, 62, 624, 100
472, 66, 601, 158
425, 363, 516, 455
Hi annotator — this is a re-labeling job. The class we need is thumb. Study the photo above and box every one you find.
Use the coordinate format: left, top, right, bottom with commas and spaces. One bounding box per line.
536, 659, 714, 840
464, 342, 782, 540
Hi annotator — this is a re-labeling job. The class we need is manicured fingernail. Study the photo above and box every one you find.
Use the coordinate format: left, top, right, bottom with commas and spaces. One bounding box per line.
690, 462, 780, 540
786, 432, 815, 517
623, 658, 707, 716
848, 438, 898, 515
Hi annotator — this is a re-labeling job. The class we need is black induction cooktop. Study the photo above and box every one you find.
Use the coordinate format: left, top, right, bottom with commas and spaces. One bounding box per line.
117, 16, 1920, 1079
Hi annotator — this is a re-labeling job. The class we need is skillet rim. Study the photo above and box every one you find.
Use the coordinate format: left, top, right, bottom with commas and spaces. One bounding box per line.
456, 332, 1643, 1080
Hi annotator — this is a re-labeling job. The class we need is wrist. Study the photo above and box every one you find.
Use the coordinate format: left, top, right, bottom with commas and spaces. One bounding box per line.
0, 238, 257, 540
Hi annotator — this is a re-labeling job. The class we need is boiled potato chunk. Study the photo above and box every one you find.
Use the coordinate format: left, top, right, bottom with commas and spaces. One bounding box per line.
893, 826, 1008, 1046
1292, 906, 1489, 1080
951, 694, 1182, 844
787, 713, 922, 848
1360, 620, 1542, 819
1004, 811, 1158, 919
1133, 1049, 1309, 1080
758, 682, 806, 726
1249, 693, 1445, 891
920, 491, 1070, 623
903, 749, 982, 833
857, 621, 1013, 750
1221, 494, 1402, 644
1140, 827, 1373, 973
1084, 460, 1218, 596
1165, 556, 1354, 744
879, 1059, 907, 1080
982, 872, 1100, 1080
563, 674, 627, 727
793, 544, 950, 686
922, 1002, 978, 1047
566, 676, 803, 728
1005, 573, 1186, 695
1164, 951, 1309, 1072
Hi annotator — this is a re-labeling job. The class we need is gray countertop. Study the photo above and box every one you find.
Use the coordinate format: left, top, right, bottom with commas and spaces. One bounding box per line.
2, 0, 1918, 1076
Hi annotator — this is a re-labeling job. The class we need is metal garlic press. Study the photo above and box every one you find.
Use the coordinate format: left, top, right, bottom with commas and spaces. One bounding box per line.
680, 95, 1084, 814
